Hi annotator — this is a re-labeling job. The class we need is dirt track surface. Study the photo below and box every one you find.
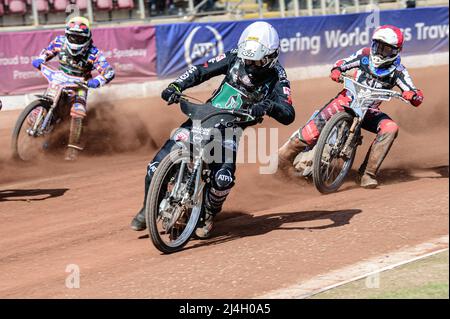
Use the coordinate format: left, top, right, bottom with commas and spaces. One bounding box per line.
0, 66, 448, 298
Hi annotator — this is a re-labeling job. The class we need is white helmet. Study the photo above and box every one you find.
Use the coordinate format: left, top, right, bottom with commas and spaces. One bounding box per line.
370, 25, 404, 68
237, 21, 280, 71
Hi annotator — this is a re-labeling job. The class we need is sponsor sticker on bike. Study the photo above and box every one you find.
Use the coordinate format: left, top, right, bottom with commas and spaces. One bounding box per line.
211, 82, 246, 110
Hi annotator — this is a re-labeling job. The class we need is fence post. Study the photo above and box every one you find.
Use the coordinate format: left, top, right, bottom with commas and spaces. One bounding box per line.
188, 0, 195, 13
32, 0, 39, 26
307, 0, 313, 16
321, 0, 326, 15
279, 0, 286, 18
335, 0, 340, 14
138, 0, 146, 19
258, 0, 263, 19
87, 0, 94, 23
293, 0, 299, 16
354, 0, 360, 13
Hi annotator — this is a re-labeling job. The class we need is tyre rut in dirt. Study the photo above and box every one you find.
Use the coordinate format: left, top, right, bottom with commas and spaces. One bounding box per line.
313, 111, 357, 194
11, 100, 51, 161
145, 149, 202, 254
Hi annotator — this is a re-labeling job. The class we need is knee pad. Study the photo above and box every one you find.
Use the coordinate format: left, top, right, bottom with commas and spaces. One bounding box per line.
378, 120, 399, 136
206, 169, 234, 214
213, 168, 235, 190
377, 120, 399, 143
301, 121, 320, 146
71, 102, 87, 118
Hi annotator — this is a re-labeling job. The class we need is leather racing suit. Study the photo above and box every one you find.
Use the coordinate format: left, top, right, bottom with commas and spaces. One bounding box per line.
279, 47, 423, 182
36, 35, 115, 151
142, 49, 295, 217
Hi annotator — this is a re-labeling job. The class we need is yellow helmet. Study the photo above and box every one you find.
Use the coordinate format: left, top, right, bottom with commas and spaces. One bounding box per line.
65, 16, 92, 56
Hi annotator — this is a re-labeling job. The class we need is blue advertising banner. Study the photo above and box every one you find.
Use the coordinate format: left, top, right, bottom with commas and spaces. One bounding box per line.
155, 6, 449, 78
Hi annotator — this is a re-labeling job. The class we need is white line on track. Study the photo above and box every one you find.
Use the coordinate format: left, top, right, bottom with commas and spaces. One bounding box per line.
256, 235, 449, 299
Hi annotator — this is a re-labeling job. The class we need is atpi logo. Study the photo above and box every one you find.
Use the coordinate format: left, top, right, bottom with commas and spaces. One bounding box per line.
184, 26, 224, 67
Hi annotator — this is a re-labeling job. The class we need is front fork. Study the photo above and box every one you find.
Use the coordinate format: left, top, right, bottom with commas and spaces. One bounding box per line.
340, 117, 363, 159
27, 106, 55, 137
161, 153, 206, 231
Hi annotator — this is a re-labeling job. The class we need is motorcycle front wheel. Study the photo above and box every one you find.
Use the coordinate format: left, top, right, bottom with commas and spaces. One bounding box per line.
145, 149, 203, 254
11, 100, 53, 161
313, 112, 358, 194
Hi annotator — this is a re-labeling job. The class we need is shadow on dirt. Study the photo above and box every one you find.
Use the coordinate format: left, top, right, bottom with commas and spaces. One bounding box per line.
282, 165, 449, 192
138, 209, 361, 248
156, 208, 362, 251
0, 188, 69, 202
341, 165, 449, 192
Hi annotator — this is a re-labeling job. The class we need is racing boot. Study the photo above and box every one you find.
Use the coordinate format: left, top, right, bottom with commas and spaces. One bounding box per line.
65, 117, 83, 161
358, 130, 398, 189
194, 208, 215, 239
194, 187, 224, 239
278, 131, 308, 173
130, 207, 146, 231
130, 174, 152, 231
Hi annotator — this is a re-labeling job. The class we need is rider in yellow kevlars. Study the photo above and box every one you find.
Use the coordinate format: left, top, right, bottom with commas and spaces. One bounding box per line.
31, 16, 115, 161
278, 25, 424, 189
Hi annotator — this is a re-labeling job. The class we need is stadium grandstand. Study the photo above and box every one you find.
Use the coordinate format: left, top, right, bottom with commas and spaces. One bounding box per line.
0, 0, 448, 28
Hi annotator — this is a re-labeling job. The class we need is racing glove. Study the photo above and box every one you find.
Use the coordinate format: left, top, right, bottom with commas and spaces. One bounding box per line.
87, 79, 101, 88
402, 89, 424, 107
330, 68, 342, 83
250, 100, 273, 118
32, 58, 45, 70
161, 83, 182, 105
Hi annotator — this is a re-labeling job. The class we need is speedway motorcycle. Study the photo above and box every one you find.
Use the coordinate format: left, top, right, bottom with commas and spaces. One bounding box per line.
11, 64, 88, 161
294, 75, 408, 194
145, 92, 261, 254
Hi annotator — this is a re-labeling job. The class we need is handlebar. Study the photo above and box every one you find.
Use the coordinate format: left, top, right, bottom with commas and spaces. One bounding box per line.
340, 75, 408, 104
174, 91, 263, 125
39, 63, 89, 90
74, 81, 89, 90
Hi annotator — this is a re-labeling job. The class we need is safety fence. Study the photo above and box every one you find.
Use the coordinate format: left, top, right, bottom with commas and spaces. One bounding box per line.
0, 6, 448, 95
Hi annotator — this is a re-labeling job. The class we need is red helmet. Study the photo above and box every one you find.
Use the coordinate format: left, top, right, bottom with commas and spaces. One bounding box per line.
370, 25, 404, 68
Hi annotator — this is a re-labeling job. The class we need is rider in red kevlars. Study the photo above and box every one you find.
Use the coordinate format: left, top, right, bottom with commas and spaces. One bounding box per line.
278, 25, 424, 189
31, 16, 115, 161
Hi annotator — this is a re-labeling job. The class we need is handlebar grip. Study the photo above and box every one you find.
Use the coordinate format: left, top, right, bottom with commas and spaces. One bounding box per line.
75, 81, 89, 90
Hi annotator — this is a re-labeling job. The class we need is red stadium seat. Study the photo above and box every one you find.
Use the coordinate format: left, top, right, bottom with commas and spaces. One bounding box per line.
96, 0, 113, 10
51, 0, 69, 12
36, 0, 50, 12
75, 0, 88, 10
7, 0, 27, 14
0, 2, 4, 17
117, 0, 134, 10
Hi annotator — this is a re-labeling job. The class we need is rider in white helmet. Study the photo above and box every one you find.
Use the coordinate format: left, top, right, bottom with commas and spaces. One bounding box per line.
130, 21, 295, 238
278, 25, 424, 189
237, 21, 280, 78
